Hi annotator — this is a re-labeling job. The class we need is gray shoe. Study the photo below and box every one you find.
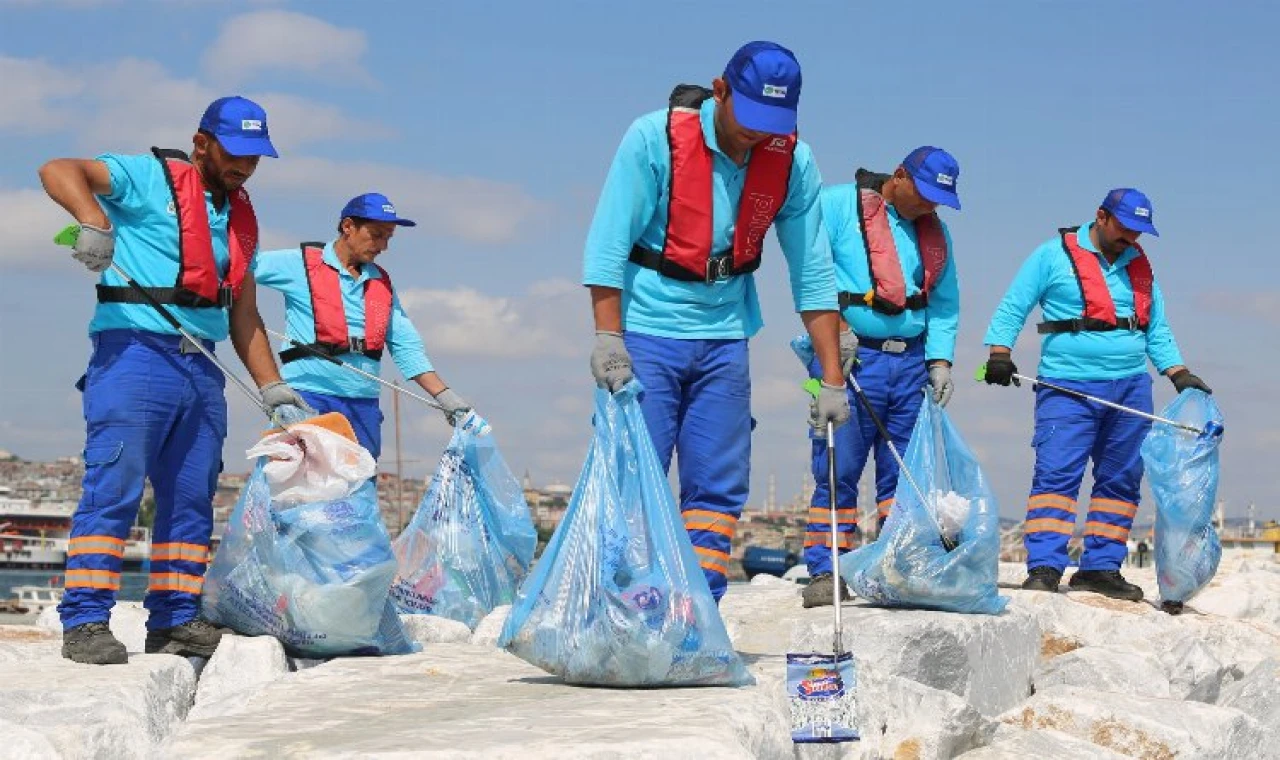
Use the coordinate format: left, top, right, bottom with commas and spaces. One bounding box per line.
62, 621, 128, 665
144, 618, 226, 657
802, 573, 852, 609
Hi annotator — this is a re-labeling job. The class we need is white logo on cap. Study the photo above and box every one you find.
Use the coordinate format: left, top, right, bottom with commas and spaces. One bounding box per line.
936, 173, 954, 187
382, 204, 396, 215
241, 119, 263, 131
1134, 207, 1150, 218
762, 84, 788, 99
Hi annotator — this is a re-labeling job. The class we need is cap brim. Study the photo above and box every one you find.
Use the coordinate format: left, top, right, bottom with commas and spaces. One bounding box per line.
218, 134, 279, 158
1117, 214, 1159, 237
730, 87, 797, 135
345, 215, 417, 228
913, 176, 961, 210
390, 218, 416, 227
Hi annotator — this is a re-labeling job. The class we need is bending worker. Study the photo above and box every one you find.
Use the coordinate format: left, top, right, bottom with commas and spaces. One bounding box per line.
582, 40, 850, 601
801, 147, 963, 609
39, 96, 310, 664
982, 188, 1212, 601
254, 192, 476, 460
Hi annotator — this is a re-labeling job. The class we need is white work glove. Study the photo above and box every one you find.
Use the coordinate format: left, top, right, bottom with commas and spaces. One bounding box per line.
839, 329, 859, 375
590, 331, 634, 392
433, 388, 472, 427
809, 381, 852, 437
928, 363, 954, 407
72, 223, 115, 273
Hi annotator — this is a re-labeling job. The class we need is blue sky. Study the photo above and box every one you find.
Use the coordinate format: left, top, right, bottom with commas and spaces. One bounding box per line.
1, 0, 1276, 523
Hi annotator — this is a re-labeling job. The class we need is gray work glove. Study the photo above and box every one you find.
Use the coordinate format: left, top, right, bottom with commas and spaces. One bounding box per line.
928, 363, 954, 407
809, 381, 852, 437
72, 223, 115, 273
590, 330, 633, 392
433, 388, 473, 427
260, 381, 315, 426
839, 329, 859, 375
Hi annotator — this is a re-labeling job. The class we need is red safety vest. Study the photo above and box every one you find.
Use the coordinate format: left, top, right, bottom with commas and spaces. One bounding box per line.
96, 148, 257, 308
1037, 227, 1152, 334
628, 84, 796, 284
278, 244, 393, 364
845, 182, 949, 315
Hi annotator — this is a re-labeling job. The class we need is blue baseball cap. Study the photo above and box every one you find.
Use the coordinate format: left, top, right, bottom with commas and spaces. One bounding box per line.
198, 96, 278, 158
723, 41, 802, 135
902, 146, 961, 210
1101, 188, 1158, 237
339, 193, 417, 227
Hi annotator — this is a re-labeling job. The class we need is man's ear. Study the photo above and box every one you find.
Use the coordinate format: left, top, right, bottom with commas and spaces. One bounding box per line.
712, 77, 728, 103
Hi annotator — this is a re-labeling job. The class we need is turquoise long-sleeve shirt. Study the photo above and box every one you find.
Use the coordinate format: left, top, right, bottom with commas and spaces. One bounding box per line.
984, 221, 1184, 380
818, 183, 960, 363
581, 97, 837, 339
253, 241, 433, 399
88, 152, 245, 341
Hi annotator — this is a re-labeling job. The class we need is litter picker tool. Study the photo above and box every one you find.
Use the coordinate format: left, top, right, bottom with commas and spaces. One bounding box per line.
54, 224, 276, 421
786, 406, 859, 744
265, 328, 444, 411
973, 364, 1224, 440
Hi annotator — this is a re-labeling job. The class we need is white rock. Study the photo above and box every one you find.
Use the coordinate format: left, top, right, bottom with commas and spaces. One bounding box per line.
957, 725, 1127, 759
36, 601, 149, 653
0, 719, 61, 760
790, 603, 1039, 716
997, 562, 1028, 588
1191, 570, 1280, 628
470, 605, 510, 647
1218, 658, 1280, 739
856, 667, 995, 760
399, 613, 472, 645
1155, 633, 1232, 702
748, 572, 797, 589
0, 653, 196, 758
1000, 685, 1269, 759
189, 634, 289, 720
166, 644, 793, 758
1036, 645, 1171, 698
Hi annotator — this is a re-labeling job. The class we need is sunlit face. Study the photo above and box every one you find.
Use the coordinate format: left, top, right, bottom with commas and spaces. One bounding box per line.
192, 132, 260, 194
711, 77, 772, 157
1094, 209, 1141, 257
339, 219, 397, 266
890, 168, 939, 221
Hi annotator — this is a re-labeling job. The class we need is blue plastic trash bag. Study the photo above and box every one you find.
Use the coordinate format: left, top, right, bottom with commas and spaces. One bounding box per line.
499, 381, 751, 687
203, 423, 417, 657
838, 393, 1007, 615
1142, 389, 1225, 606
390, 421, 537, 630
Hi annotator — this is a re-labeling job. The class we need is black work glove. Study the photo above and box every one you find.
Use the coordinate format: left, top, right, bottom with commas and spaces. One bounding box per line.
983, 354, 1020, 387
1170, 369, 1212, 395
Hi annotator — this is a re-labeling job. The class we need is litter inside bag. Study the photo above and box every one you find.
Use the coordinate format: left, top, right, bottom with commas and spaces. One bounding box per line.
839, 394, 1007, 615
202, 417, 415, 657
1142, 389, 1225, 605
499, 381, 751, 687
247, 416, 376, 505
391, 422, 537, 629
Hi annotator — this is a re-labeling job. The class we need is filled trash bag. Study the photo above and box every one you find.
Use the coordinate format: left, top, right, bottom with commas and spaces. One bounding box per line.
202, 417, 417, 657
838, 394, 1007, 615
390, 421, 537, 629
1142, 389, 1225, 605
499, 381, 751, 687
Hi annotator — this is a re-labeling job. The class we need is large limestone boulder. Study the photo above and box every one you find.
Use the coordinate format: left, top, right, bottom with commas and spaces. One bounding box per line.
790, 603, 1038, 717
470, 605, 510, 647
957, 725, 1127, 759
1035, 645, 1171, 698
398, 613, 472, 645
1000, 685, 1269, 759
1191, 569, 1280, 627
0, 719, 61, 760
189, 633, 290, 720
36, 601, 149, 653
1217, 658, 1280, 743
0, 652, 197, 758
855, 667, 995, 760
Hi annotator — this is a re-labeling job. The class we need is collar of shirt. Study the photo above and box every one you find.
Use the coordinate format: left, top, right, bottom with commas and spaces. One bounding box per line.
321, 239, 384, 285
1074, 221, 1139, 268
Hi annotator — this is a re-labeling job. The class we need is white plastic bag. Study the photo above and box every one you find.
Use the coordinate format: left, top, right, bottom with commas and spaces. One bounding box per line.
246, 423, 376, 505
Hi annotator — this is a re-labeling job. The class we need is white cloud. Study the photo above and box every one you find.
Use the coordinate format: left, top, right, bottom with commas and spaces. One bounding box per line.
397, 278, 583, 359
0, 187, 83, 269
256, 156, 546, 244
202, 10, 370, 86
0, 56, 84, 132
